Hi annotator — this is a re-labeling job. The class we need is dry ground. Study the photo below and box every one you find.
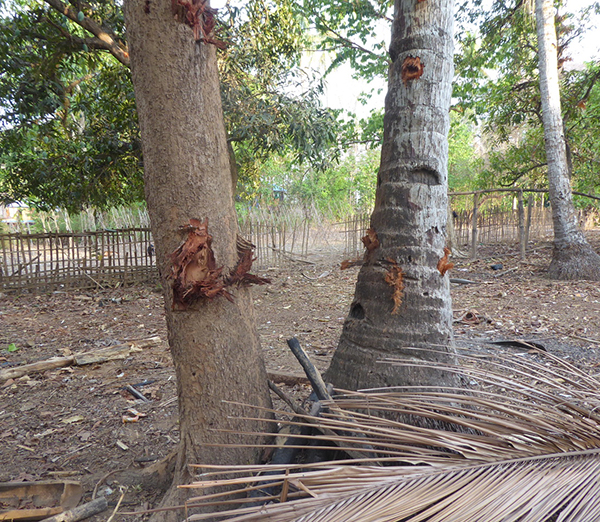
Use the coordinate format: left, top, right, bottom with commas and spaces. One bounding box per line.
1, 231, 600, 520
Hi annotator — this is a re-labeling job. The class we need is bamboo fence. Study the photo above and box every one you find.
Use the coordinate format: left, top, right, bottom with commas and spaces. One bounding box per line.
0, 228, 155, 293
1, 191, 598, 293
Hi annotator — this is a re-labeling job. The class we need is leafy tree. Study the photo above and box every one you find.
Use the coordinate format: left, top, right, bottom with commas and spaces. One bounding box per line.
123, 1, 272, 519
0, 0, 341, 212
453, 0, 600, 194
535, 0, 600, 279
0, 3, 140, 212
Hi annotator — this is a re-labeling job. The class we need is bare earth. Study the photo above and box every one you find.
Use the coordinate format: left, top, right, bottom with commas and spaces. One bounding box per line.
1, 231, 600, 520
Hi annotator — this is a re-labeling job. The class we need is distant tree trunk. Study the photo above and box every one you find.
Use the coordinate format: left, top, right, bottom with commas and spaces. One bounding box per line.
124, 1, 272, 520
326, 0, 459, 391
535, 0, 600, 280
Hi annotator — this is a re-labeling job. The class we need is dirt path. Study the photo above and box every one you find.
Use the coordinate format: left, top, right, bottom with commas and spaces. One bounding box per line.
1, 231, 600, 519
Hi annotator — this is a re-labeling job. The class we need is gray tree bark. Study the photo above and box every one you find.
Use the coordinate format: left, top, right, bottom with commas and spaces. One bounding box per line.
535, 0, 600, 280
123, 1, 272, 519
326, 0, 459, 392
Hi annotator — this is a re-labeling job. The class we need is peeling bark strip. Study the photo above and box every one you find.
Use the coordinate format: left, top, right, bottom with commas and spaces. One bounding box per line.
401, 56, 425, 85
362, 228, 380, 252
384, 258, 405, 315
168, 218, 268, 310
171, 0, 226, 48
437, 247, 454, 276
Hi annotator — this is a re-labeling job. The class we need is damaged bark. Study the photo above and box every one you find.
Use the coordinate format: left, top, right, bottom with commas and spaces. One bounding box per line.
384, 258, 405, 315
326, 0, 458, 392
168, 218, 268, 310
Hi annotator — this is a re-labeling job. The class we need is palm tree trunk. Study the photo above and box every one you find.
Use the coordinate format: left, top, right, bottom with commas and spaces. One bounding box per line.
326, 0, 459, 392
535, 0, 600, 280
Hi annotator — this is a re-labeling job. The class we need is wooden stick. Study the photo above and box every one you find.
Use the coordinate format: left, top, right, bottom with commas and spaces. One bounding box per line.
39, 497, 108, 522
0, 356, 75, 382
124, 384, 150, 402
449, 278, 478, 285
0, 338, 159, 382
286, 337, 331, 401
266, 371, 309, 387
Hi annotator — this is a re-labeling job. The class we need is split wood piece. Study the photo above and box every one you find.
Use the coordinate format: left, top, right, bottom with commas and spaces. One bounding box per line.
449, 278, 479, 285
266, 371, 309, 387
283, 338, 379, 462
39, 497, 108, 522
0, 337, 161, 382
286, 337, 331, 402
268, 381, 367, 462
0, 481, 82, 521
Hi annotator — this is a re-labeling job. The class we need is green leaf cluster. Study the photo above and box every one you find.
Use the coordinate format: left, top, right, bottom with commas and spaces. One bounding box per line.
454, 0, 600, 199
0, 0, 345, 212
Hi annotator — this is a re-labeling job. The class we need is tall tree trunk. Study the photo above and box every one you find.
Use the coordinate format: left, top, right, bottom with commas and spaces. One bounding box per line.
535, 0, 600, 280
123, 1, 272, 519
326, 0, 458, 392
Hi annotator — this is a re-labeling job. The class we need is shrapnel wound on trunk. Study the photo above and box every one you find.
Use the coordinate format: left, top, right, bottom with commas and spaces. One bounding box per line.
168, 218, 269, 310
384, 258, 405, 315
437, 247, 454, 276
401, 56, 425, 85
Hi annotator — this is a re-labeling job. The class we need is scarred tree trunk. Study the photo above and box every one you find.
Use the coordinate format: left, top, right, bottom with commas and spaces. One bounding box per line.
123, 1, 272, 519
326, 0, 458, 391
535, 0, 600, 280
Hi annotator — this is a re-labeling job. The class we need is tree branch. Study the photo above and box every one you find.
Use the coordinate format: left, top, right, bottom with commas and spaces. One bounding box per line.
42, 0, 130, 66
312, 16, 389, 64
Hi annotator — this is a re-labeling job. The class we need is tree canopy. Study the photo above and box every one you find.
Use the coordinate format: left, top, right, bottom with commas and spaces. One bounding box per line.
453, 0, 600, 197
0, 0, 342, 212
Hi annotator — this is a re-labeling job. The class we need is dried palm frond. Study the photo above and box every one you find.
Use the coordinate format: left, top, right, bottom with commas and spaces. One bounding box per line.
182, 347, 600, 521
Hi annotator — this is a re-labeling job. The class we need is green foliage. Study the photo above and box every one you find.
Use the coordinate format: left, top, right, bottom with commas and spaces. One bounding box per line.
454, 0, 600, 197
242, 148, 379, 218
0, 2, 140, 212
448, 111, 484, 190
220, 0, 342, 178
299, 0, 391, 83
6, 343, 19, 352
0, 0, 344, 212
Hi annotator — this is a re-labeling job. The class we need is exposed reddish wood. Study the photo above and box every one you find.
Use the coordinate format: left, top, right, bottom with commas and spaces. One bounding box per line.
437, 247, 454, 276
401, 56, 425, 84
384, 258, 405, 315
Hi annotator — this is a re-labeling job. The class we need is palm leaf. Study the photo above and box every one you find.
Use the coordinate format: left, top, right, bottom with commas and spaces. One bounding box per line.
182, 347, 600, 521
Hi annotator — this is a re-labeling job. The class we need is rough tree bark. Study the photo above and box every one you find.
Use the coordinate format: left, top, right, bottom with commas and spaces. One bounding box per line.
123, 1, 272, 519
326, 0, 459, 391
535, 0, 600, 281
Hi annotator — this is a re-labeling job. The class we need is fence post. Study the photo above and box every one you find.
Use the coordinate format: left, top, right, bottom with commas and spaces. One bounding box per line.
525, 193, 533, 250
517, 189, 526, 260
470, 192, 479, 259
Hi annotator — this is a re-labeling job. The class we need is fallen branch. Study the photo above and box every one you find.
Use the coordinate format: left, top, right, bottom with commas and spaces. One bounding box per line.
286, 338, 331, 401
449, 278, 479, 285
493, 266, 518, 278
266, 371, 309, 387
123, 384, 150, 402
39, 497, 108, 522
569, 334, 600, 345
283, 337, 378, 462
0, 337, 160, 382
267, 380, 367, 462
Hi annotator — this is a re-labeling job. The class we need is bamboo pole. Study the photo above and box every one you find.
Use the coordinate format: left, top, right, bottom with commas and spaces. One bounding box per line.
517, 189, 526, 259
525, 193, 533, 249
470, 192, 479, 260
